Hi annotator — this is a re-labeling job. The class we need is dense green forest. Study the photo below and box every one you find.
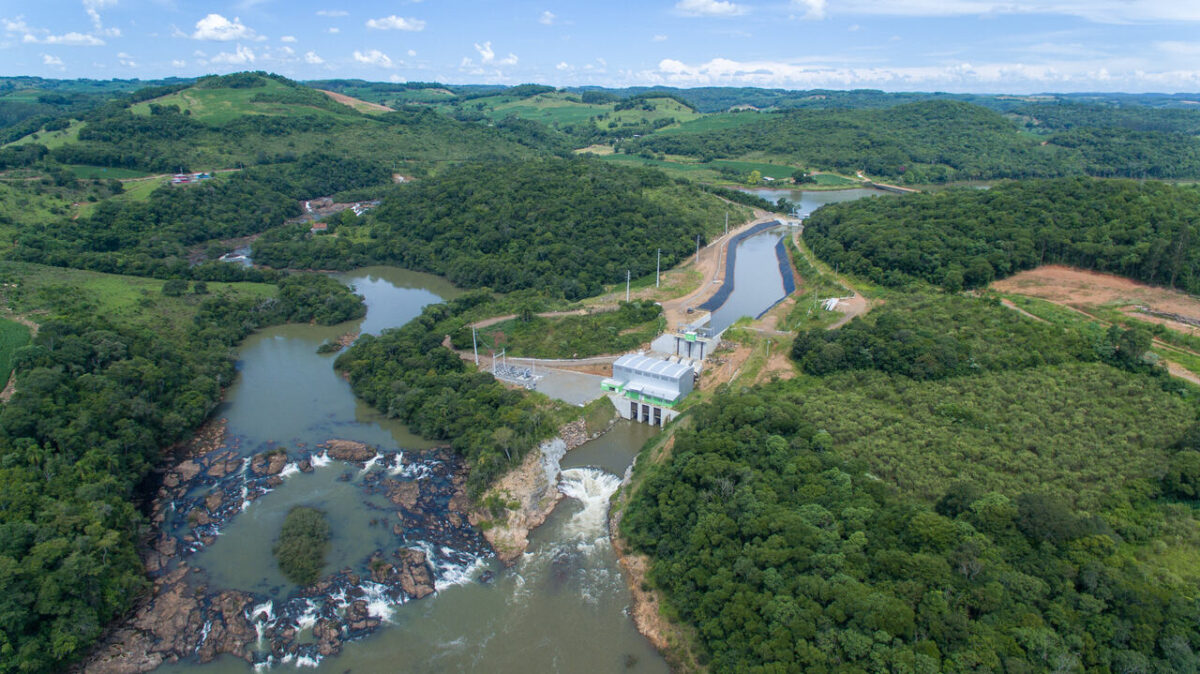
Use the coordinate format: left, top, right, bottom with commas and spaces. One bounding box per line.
335, 289, 571, 495
803, 178, 1200, 292
0, 268, 362, 671
622, 101, 1200, 181
623, 293, 1200, 672
253, 158, 744, 298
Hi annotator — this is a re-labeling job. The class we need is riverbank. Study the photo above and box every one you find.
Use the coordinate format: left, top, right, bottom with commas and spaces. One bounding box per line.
609, 431, 705, 672
469, 404, 621, 564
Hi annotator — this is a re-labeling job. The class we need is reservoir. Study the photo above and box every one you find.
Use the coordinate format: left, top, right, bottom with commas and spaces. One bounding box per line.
156, 266, 667, 673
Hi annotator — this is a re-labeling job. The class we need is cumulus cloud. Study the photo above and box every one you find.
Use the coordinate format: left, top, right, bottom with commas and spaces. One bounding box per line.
280, 35, 296, 42
556, 61, 570, 70
5, 14, 110, 45
42, 53, 64, 67
25, 32, 105, 46
474, 41, 518, 66
643, 54, 1200, 91
191, 14, 257, 41
304, 50, 324, 64
353, 48, 393, 67
172, 59, 186, 67
366, 15, 425, 30
211, 44, 255, 64
675, 0, 746, 17
539, 11, 556, 25
327, 27, 340, 34
793, 0, 826, 19
83, 0, 119, 37
653, 34, 668, 42
316, 9, 348, 17
117, 51, 136, 67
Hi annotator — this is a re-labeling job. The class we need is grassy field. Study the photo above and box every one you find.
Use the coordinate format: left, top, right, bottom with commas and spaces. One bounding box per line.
655, 110, 764, 135
4, 119, 85, 149
0, 262, 276, 335
811, 173, 859, 186
485, 92, 606, 126
0, 317, 31, 385
604, 97, 701, 129
129, 79, 352, 124
472, 304, 665, 359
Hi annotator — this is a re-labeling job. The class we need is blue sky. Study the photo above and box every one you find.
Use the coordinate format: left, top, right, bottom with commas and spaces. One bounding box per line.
3, 1, 1200, 93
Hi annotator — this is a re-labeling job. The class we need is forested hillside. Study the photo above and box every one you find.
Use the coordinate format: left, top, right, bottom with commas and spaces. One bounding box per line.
623, 100, 1200, 182
10, 153, 385, 280
0, 266, 362, 671
803, 178, 1200, 292
5, 73, 564, 174
623, 294, 1200, 672
253, 158, 747, 298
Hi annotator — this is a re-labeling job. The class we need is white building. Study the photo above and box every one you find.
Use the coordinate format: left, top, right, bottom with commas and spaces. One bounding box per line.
602, 352, 695, 426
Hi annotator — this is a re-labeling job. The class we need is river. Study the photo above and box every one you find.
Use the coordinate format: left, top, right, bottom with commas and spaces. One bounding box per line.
156, 266, 667, 673
741, 186, 888, 218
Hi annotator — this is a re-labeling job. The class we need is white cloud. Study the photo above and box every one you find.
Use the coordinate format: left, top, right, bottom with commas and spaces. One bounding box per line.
3, 18, 31, 34
556, 61, 570, 70
354, 48, 393, 68
25, 32, 105, 46
316, 9, 348, 17
474, 41, 518, 66
643, 55, 1200, 92
42, 53, 64, 66
407, 49, 416, 56
191, 14, 257, 41
280, 35, 296, 42
675, 0, 746, 17
83, 0, 119, 37
793, 0, 826, 20
304, 50, 324, 64
539, 11, 556, 25
117, 51, 136, 67
653, 34, 668, 42
172, 59, 186, 67
327, 27, 340, 33
366, 15, 426, 31
211, 44, 255, 64
832, 1, 1200, 23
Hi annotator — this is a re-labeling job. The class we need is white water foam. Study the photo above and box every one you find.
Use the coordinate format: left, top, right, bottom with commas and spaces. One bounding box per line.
294, 655, 320, 668
278, 462, 300, 479
540, 437, 568, 486
310, 451, 331, 468
557, 467, 621, 544
387, 452, 406, 476
295, 600, 319, 632
360, 581, 397, 622
413, 540, 487, 592
248, 600, 275, 649
358, 453, 381, 476
195, 620, 212, 652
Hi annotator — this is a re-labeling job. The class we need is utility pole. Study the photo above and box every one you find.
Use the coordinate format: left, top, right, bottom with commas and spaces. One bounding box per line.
626, 270, 631, 302
656, 248, 661, 288
724, 212, 729, 236
695, 235, 700, 264
472, 327, 479, 366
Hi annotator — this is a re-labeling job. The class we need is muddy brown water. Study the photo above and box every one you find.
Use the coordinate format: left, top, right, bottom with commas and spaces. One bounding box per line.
157, 266, 667, 673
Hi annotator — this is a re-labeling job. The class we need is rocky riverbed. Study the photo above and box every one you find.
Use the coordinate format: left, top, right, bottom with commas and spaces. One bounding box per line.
83, 424, 488, 672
